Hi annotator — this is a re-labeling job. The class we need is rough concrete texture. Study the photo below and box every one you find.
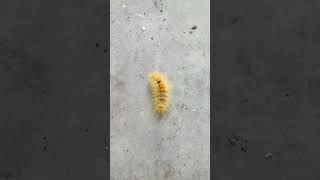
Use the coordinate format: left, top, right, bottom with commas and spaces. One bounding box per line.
110, 0, 210, 179
0, 0, 107, 179
213, 0, 320, 179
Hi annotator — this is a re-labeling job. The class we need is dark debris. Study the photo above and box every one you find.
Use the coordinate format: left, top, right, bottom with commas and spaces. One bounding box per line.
228, 133, 249, 152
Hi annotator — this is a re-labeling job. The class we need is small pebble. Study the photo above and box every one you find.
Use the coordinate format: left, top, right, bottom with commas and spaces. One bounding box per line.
265, 152, 273, 159
182, 105, 188, 110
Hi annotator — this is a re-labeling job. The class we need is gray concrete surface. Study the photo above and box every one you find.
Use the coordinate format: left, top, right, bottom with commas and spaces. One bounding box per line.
213, 0, 320, 179
0, 0, 108, 179
110, 0, 210, 179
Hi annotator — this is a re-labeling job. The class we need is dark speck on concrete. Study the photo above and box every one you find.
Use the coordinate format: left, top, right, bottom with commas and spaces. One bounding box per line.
232, 16, 241, 24
0, 172, 15, 179
228, 137, 237, 147
232, 134, 240, 141
240, 98, 249, 103
228, 134, 248, 152
41, 88, 47, 94
160, 9, 163, 13
191, 25, 197, 30
95, 43, 99, 47
27, 83, 33, 89
42, 145, 47, 152
241, 146, 248, 152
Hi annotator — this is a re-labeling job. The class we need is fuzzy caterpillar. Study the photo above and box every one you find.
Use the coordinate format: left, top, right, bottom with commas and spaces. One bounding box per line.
148, 72, 171, 114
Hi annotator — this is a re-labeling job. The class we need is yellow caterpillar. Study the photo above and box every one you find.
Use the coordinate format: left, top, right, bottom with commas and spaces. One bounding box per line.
148, 71, 171, 114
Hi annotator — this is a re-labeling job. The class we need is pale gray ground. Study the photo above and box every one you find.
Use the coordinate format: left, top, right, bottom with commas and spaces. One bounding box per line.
110, 0, 210, 179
